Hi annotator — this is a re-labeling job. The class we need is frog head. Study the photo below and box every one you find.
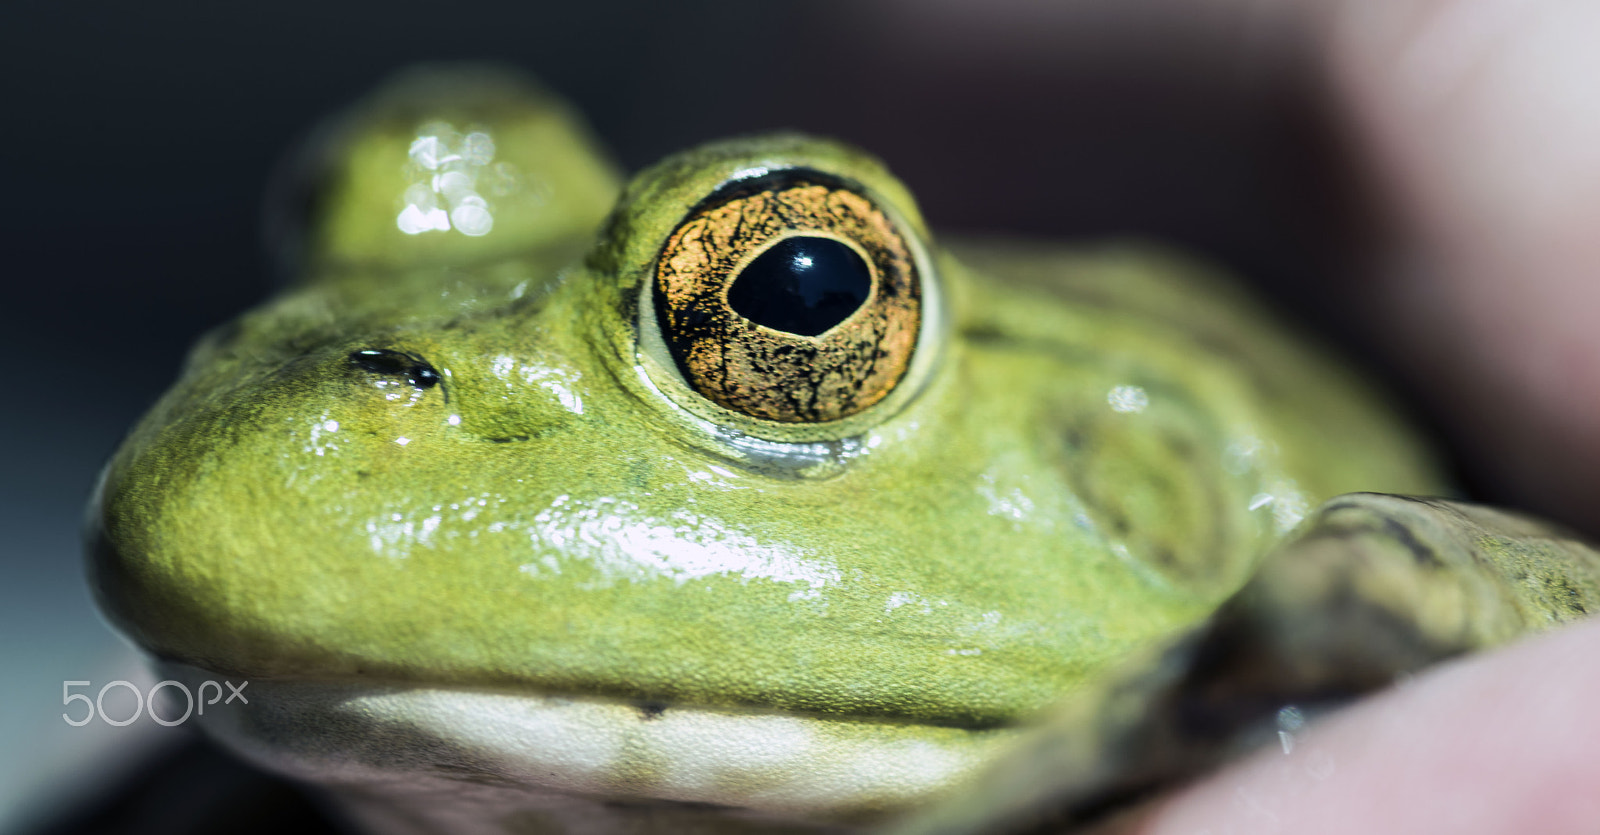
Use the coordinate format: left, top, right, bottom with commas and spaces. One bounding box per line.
88, 67, 1344, 829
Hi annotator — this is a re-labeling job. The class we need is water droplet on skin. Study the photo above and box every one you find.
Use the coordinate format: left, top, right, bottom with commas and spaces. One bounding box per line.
396, 204, 432, 235
436, 171, 476, 202
1276, 704, 1305, 753
408, 135, 444, 170
451, 204, 493, 237
462, 131, 495, 165
1276, 705, 1306, 732
416, 120, 461, 154
1107, 384, 1149, 413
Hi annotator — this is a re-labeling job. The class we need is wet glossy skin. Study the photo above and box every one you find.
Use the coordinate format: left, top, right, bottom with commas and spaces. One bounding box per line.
89, 69, 1449, 828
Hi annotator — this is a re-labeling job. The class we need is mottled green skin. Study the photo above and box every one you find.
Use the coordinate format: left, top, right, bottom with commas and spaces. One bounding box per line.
92, 73, 1441, 742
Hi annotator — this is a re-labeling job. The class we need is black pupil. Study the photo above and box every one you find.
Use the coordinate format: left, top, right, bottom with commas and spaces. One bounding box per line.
726, 236, 872, 336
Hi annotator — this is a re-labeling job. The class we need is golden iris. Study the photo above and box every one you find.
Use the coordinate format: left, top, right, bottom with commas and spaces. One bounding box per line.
652, 172, 921, 423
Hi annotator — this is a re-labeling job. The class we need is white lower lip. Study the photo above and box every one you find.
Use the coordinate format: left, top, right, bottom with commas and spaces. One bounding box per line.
161, 663, 1019, 832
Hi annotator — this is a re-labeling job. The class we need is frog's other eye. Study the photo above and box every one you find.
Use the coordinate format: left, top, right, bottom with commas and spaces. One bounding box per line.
652, 171, 921, 424
349, 349, 441, 388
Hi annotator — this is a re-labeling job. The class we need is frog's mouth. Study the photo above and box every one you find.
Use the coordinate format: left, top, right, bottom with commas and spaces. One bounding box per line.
160, 662, 1019, 828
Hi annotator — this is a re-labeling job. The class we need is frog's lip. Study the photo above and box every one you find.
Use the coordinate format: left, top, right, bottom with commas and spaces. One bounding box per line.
160, 662, 1019, 824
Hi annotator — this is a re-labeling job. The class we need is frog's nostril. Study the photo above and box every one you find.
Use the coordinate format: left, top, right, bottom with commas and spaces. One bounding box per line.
350, 349, 441, 389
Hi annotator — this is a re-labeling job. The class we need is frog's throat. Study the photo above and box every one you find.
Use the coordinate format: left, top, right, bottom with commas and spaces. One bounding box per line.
159, 663, 1019, 831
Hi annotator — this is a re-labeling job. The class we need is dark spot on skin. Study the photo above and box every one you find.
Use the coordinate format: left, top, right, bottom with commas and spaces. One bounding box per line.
488, 435, 530, 444
628, 459, 653, 490
1104, 506, 1131, 536
1543, 573, 1589, 617
355, 470, 370, 479
1379, 516, 1443, 569
1319, 498, 1444, 569
432, 766, 525, 788
637, 701, 667, 720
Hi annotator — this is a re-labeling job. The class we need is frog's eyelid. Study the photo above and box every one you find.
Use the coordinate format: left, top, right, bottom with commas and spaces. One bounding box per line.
691, 166, 844, 214
349, 349, 442, 390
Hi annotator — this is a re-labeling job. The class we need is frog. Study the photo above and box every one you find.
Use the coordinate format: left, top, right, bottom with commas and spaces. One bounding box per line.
86, 65, 1600, 835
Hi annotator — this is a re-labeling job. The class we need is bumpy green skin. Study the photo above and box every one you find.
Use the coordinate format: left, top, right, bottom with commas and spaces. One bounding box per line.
89, 70, 1443, 729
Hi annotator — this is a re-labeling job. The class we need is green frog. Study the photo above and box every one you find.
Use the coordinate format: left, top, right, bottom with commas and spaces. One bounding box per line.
87, 67, 1600, 834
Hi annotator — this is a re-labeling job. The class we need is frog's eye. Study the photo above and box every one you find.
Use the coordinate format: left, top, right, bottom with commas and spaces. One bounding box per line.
349, 349, 441, 389
652, 171, 921, 423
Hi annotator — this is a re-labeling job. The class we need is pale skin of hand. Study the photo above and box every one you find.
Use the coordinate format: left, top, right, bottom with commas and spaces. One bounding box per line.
1130, 1, 1600, 831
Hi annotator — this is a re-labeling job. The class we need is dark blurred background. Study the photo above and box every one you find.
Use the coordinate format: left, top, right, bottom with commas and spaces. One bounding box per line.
1, 0, 1396, 828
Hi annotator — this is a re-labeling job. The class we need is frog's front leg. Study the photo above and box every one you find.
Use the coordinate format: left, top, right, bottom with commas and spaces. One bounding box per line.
891, 493, 1600, 835
1187, 493, 1600, 708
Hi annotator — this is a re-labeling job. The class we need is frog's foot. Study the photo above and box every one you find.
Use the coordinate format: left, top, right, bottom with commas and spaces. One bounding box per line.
890, 493, 1600, 835
157, 663, 1021, 835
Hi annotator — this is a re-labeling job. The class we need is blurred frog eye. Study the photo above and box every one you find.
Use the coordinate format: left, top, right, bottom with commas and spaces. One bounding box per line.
652, 171, 922, 423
